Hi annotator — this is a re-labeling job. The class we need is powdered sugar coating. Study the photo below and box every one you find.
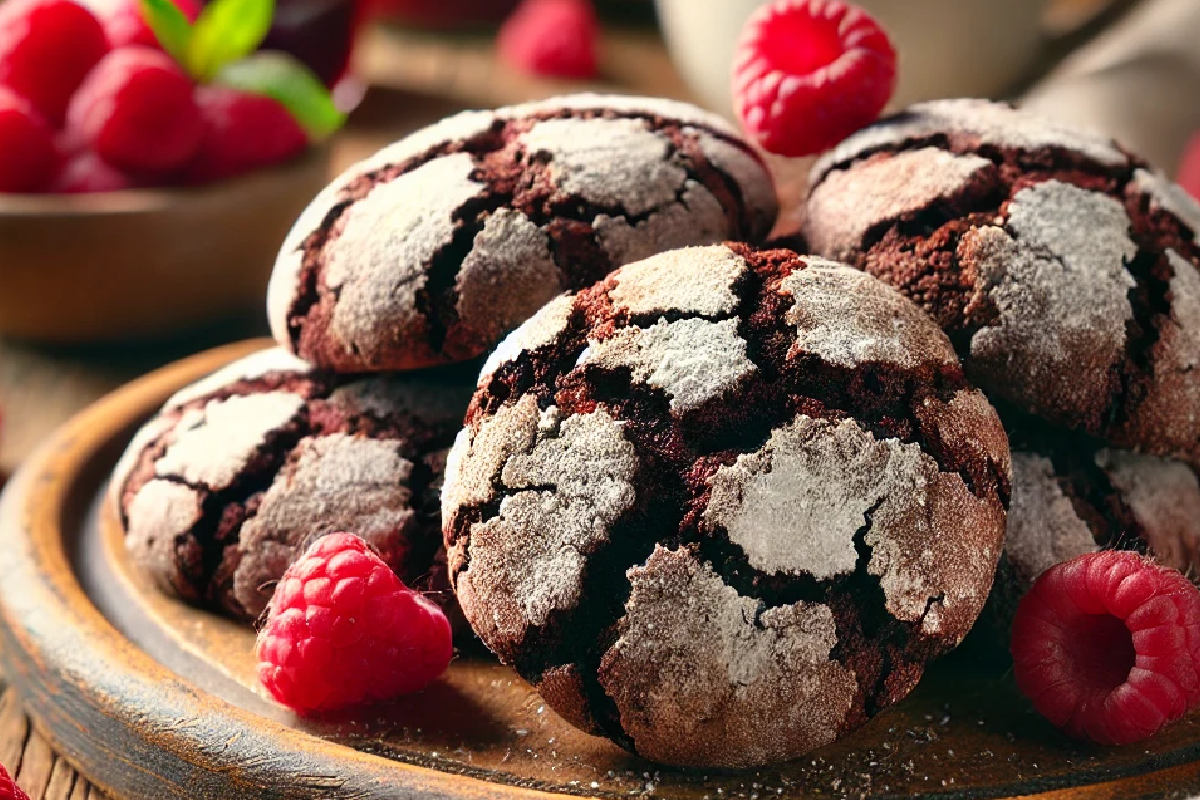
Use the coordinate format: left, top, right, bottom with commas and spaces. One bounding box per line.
865, 444, 1004, 636
271, 95, 776, 372
478, 294, 576, 388
594, 181, 729, 267
963, 182, 1137, 420
813, 98, 1126, 179
267, 110, 498, 345
165, 348, 311, 410
125, 480, 204, 599
1132, 168, 1200, 235
230, 434, 417, 618
783, 261, 959, 369
155, 393, 305, 489
805, 148, 993, 261
580, 318, 755, 413
1005, 453, 1099, 585
109, 414, 175, 512
608, 244, 744, 317
324, 154, 485, 368
597, 546, 857, 768
523, 117, 685, 216
454, 209, 563, 348
705, 417, 909, 579
448, 397, 638, 647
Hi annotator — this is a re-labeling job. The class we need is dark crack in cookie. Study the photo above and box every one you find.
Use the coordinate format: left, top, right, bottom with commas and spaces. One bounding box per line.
110, 347, 474, 622
800, 98, 1200, 466
269, 94, 779, 373
441, 243, 1011, 768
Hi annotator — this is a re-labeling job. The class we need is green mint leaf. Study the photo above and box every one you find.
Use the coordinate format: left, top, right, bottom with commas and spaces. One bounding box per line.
187, 0, 275, 82
216, 52, 347, 140
138, 0, 192, 66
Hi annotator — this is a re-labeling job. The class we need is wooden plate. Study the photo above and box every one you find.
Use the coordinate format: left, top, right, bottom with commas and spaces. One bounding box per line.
3, 341, 1200, 800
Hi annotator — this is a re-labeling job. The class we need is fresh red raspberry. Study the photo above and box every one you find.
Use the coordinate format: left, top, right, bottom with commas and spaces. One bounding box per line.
51, 151, 134, 192
732, 0, 896, 157
497, 0, 598, 80
182, 85, 309, 185
0, 760, 30, 800
0, 86, 58, 192
0, 0, 109, 126
98, 0, 201, 50
255, 533, 453, 714
1179, 130, 1200, 204
1011, 551, 1200, 746
65, 46, 202, 176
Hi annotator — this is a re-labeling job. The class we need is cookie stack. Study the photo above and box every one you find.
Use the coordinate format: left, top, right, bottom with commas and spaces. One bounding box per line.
799, 98, 1200, 623
109, 93, 780, 624
111, 92, 1200, 769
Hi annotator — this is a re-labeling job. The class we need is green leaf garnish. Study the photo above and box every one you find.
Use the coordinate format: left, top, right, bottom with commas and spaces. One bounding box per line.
216, 52, 347, 140
187, 0, 275, 82
138, 0, 192, 66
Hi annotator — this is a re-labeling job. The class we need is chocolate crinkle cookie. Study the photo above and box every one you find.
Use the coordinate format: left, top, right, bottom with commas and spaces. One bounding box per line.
441, 243, 1011, 768
110, 347, 474, 622
269, 93, 779, 373
801, 98, 1200, 466
984, 415, 1200, 638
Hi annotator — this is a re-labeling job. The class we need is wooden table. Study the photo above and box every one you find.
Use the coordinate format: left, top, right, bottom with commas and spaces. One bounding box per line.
0, 663, 107, 799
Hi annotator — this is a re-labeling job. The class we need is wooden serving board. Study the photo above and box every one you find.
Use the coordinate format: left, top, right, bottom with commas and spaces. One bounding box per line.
3, 342, 1200, 800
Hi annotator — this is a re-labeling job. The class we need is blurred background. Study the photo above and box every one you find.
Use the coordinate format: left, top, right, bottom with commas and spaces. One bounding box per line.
1, 0, 1198, 478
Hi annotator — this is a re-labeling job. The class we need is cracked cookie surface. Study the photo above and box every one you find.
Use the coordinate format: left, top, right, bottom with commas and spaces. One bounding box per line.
111, 347, 474, 622
268, 93, 779, 373
441, 243, 1011, 767
800, 98, 1200, 466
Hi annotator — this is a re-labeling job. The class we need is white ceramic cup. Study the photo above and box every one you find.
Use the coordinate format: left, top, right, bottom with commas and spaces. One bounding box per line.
656, 0, 1051, 118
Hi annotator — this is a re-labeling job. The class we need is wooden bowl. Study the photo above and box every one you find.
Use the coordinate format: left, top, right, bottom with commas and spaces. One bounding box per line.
0, 148, 329, 344
3, 341, 1200, 799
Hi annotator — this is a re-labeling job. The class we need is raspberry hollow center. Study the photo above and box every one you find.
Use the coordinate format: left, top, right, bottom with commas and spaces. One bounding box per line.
1066, 612, 1136, 695
760, 11, 845, 78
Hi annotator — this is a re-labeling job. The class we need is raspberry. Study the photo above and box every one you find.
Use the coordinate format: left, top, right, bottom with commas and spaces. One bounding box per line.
51, 151, 134, 192
255, 533, 453, 713
182, 85, 308, 184
497, 0, 598, 80
0, 760, 29, 800
0, 86, 58, 192
0, 0, 109, 126
732, 0, 896, 157
1180, 130, 1200, 203
65, 46, 202, 176
99, 0, 201, 50
1011, 551, 1200, 746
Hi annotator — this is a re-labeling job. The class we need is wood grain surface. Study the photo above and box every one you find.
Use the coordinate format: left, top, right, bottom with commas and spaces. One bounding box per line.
0, 677, 108, 800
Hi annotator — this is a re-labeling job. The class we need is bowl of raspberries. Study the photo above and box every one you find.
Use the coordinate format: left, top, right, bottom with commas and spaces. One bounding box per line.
0, 0, 348, 343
